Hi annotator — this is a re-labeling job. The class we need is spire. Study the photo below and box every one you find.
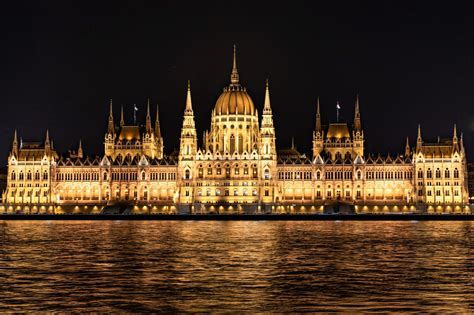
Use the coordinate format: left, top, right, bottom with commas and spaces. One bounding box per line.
44, 129, 51, 153
291, 137, 295, 149
315, 97, 321, 132
78, 139, 83, 158
453, 124, 459, 152
263, 79, 271, 111
354, 94, 361, 131
120, 105, 125, 127
185, 80, 193, 112
416, 124, 423, 152
405, 137, 410, 157
230, 44, 239, 85
146, 98, 152, 132
155, 104, 162, 138
12, 129, 18, 155
108, 99, 115, 134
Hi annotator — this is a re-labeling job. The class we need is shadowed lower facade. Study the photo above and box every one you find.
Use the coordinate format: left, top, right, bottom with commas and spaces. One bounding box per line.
2, 47, 470, 214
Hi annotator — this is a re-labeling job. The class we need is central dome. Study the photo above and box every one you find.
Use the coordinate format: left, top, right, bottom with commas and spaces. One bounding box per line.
214, 86, 255, 115
213, 45, 256, 116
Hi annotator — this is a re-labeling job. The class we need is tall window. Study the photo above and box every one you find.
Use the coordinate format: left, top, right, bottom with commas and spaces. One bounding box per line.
435, 168, 441, 178
230, 135, 235, 154
454, 168, 459, 178
445, 168, 450, 178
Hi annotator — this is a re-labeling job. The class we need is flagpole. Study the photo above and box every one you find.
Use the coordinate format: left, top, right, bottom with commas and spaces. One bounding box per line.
134, 104, 136, 125
336, 101, 339, 123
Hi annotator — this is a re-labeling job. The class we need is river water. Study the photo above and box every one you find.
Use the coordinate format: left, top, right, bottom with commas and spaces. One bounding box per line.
0, 220, 473, 312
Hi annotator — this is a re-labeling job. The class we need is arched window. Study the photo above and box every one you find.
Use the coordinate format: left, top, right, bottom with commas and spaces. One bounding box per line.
184, 169, 190, 179
435, 168, 441, 178
316, 171, 321, 180
27, 171, 32, 180
454, 168, 459, 178
418, 169, 423, 178
230, 135, 235, 154
11, 171, 15, 180
445, 168, 450, 178
238, 135, 243, 153
427, 168, 432, 179
357, 170, 362, 180
103, 172, 108, 181
141, 171, 146, 181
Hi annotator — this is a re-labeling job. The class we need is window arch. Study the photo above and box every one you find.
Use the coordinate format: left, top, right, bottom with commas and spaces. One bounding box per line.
426, 168, 432, 179
11, 171, 15, 180
454, 168, 459, 178
445, 168, 450, 178
184, 169, 190, 180
435, 168, 441, 178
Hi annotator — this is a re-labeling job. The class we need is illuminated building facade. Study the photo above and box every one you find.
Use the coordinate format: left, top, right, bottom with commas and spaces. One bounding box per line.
2, 47, 470, 214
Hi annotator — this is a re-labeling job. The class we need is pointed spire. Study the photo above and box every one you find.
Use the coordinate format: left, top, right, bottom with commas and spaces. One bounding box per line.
405, 137, 410, 157
416, 124, 423, 152
453, 124, 458, 141
120, 105, 125, 126
78, 139, 83, 158
155, 104, 162, 138
291, 137, 295, 149
316, 97, 321, 132
146, 98, 152, 132
185, 80, 193, 112
354, 94, 361, 131
230, 44, 240, 85
108, 99, 115, 134
44, 129, 51, 153
12, 129, 18, 155
263, 79, 271, 111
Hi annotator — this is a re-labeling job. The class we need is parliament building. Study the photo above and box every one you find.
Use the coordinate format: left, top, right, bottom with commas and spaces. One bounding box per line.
2, 48, 470, 214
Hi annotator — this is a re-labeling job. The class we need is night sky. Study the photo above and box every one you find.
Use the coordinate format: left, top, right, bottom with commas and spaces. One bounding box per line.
0, 1, 473, 164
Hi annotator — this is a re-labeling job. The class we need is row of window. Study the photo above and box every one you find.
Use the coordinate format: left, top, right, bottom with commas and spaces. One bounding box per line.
11, 171, 48, 181
277, 170, 413, 181
418, 189, 460, 197
56, 172, 177, 182
417, 168, 459, 179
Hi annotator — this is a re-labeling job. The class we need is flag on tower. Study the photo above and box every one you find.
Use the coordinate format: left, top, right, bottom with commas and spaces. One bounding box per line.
336, 101, 341, 110
134, 104, 138, 111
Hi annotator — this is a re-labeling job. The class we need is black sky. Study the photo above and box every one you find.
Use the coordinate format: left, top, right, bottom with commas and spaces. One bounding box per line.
0, 1, 473, 163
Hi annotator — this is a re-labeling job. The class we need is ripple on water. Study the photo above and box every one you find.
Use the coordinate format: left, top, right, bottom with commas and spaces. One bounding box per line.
0, 221, 473, 312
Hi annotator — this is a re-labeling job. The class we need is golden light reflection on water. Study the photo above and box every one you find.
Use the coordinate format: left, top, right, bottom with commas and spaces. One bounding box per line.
0, 221, 473, 312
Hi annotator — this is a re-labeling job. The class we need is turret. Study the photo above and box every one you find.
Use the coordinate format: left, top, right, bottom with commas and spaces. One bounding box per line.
312, 98, 324, 158
78, 140, 83, 159
179, 81, 198, 160
146, 98, 152, 133
44, 130, 51, 155
12, 129, 18, 156
405, 137, 410, 157
416, 124, 423, 153
259, 79, 276, 157
453, 124, 459, 153
155, 104, 164, 159
107, 99, 115, 135
354, 94, 362, 131
352, 95, 364, 157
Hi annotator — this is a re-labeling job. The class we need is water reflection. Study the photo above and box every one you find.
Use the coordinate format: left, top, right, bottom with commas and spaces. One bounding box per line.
0, 221, 473, 312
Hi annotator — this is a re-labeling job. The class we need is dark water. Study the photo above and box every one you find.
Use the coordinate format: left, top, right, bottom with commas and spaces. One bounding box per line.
0, 221, 473, 312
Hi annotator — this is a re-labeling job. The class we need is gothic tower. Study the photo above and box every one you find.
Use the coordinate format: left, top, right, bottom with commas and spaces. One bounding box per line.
352, 95, 364, 157
312, 97, 323, 158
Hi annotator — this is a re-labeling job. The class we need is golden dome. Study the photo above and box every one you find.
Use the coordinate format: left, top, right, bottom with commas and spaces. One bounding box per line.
214, 86, 255, 116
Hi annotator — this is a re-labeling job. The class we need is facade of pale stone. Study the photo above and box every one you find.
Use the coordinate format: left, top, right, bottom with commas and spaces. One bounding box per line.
2, 47, 470, 214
